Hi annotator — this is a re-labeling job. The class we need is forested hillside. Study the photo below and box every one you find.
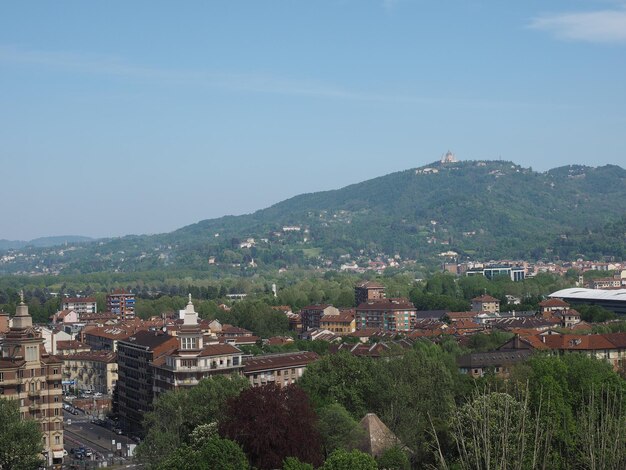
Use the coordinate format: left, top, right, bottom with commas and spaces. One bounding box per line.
1, 161, 624, 274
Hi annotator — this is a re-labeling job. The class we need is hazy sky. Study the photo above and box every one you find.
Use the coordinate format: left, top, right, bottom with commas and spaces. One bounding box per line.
1, 1, 625, 240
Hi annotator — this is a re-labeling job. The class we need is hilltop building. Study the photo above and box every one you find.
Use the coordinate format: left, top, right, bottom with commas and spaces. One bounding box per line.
440, 150, 458, 164
0, 294, 64, 466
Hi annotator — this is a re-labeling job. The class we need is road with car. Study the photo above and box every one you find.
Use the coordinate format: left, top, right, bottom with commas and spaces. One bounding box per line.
63, 408, 138, 467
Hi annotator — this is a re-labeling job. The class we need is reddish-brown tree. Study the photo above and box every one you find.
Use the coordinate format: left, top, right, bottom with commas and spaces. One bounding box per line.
219, 383, 323, 469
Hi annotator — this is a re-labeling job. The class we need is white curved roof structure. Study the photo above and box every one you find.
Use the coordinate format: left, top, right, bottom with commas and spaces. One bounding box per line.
549, 288, 626, 301
549, 288, 626, 315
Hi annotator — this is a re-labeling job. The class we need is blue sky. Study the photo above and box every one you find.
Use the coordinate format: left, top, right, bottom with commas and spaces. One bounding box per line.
1, 1, 625, 240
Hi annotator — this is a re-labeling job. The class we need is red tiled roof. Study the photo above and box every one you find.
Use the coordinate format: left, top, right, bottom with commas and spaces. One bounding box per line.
198, 343, 242, 357
243, 351, 319, 373
57, 340, 90, 351
63, 351, 117, 363
539, 298, 570, 307
542, 334, 616, 350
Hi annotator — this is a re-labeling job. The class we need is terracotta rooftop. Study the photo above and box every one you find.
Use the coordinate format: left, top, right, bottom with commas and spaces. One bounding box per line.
198, 343, 242, 357
539, 298, 570, 308
63, 351, 117, 363
243, 351, 319, 372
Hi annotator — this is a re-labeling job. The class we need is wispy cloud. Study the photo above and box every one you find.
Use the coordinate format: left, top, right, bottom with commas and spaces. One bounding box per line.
0, 44, 554, 109
529, 8, 626, 44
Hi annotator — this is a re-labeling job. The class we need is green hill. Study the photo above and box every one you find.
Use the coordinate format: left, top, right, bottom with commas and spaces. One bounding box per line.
1, 160, 624, 274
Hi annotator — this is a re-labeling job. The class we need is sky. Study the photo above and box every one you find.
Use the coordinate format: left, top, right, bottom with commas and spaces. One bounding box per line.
1, 1, 625, 240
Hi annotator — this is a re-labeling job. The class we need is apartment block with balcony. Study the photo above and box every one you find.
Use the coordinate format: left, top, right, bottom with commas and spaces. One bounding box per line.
106, 289, 136, 319
61, 351, 118, 395
116, 331, 178, 435
61, 297, 97, 316
0, 296, 64, 466
243, 351, 319, 387
356, 298, 417, 332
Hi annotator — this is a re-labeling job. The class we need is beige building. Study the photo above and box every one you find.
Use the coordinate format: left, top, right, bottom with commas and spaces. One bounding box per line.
0, 296, 64, 466
320, 310, 356, 334
62, 351, 118, 395
471, 295, 500, 313
243, 351, 319, 387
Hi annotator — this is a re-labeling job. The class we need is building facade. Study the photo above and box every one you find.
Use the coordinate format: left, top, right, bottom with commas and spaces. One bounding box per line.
61, 351, 118, 395
471, 295, 500, 313
61, 297, 97, 316
355, 281, 386, 306
153, 297, 244, 395
0, 296, 64, 466
299, 305, 340, 332
356, 298, 417, 332
116, 331, 178, 435
106, 289, 136, 319
243, 351, 319, 387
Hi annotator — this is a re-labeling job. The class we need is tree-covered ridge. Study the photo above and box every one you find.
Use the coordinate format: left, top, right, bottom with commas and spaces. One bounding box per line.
1, 160, 624, 274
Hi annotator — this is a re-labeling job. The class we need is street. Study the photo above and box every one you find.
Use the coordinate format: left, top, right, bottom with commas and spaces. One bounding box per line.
64, 409, 139, 468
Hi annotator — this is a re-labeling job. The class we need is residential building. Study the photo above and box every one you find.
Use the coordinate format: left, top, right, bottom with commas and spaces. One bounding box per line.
243, 351, 319, 387
471, 295, 500, 313
320, 310, 356, 334
0, 296, 64, 466
61, 351, 118, 395
39, 327, 72, 355
586, 277, 622, 289
539, 298, 570, 316
355, 281, 386, 306
106, 289, 135, 319
81, 325, 134, 352
61, 297, 97, 316
356, 298, 417, 332
51, 309, 79, 324
116, 330, 178, 435
299, 304, 340, 332
458, 349, 532, 378
153, 296, 244, 395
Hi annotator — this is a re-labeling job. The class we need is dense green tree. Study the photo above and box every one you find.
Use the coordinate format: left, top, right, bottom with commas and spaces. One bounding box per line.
299, 352, 378, 417
156, 437, 249, 470
0, 399, 43, 470
376, 446, 410, 470
573, 303, 616, 323
321, 449, 377, 470
136, 375, 249, 467
317, 403, 365, 457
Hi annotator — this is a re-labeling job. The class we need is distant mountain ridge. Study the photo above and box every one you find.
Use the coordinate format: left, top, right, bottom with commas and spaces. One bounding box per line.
1, 160, 625, 275
0, 236, 94, 251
